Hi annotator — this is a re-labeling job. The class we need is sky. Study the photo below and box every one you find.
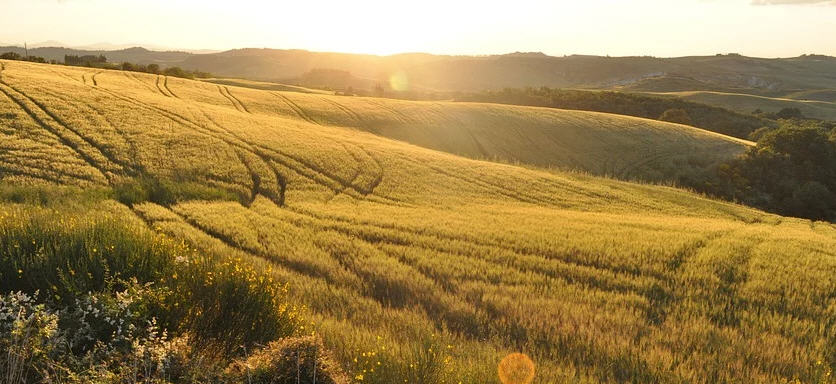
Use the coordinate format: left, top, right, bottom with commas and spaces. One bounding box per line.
1, 0, 835, 57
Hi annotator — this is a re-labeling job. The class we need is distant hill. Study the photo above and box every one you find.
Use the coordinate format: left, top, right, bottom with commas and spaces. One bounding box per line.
0, 46, 192, 66
3, 45, 835, 94
655, 91, 836, 121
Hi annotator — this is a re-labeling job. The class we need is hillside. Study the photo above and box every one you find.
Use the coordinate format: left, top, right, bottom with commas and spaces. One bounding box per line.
2, 60, 836, 383
5, 45, 836, 94
657, 91, 836, 121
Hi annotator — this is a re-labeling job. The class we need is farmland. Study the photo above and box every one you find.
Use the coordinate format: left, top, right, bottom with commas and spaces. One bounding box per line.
2, 60, 836, 383
658, 90, 836, 121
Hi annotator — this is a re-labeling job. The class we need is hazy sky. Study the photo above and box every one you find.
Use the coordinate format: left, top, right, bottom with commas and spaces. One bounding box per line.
2, 0, 835, 57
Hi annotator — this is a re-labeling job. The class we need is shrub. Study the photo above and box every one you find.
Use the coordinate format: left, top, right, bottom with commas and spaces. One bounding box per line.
1, 207, 303, 359
0, 291, 61, 384
226, 336, 348, 384
170, 256, 303, 356
659, 108, 693, 126
0, 52, 22, 60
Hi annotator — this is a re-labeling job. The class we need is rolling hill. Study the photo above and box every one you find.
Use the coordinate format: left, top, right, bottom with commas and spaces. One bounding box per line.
5, 45, 836, 94
655, 90, 836, 121
2, 60, 836, 383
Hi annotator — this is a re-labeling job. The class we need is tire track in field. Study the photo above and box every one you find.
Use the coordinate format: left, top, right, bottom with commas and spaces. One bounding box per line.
94, 86, 289, 202
324, 143, 363, 203
130, 203, 366, 293
91, 71, 101, 86
356, 146, 384, 193
272, 92, 318, 124
617, 150, 675, 179
47, 68, 82, 84
32, 87, 144, 176
217, 85, 247, 113
280, 204, 664, 283
365, 99, 410, 123
0, 81, 110, 183
322, 98, 364, 123
155, 75, 172, 97
2, 82, 134, 176
0, 165, 70, 185
224, 86, 248, 112
88, 84, 280, 204
91, 80, 398, 205
123, 72, 159, 94
192, 103, 398, 203
163, 76, 179, 98
235, 150, 262, 206
0, 163, 100, 185
251, 202, 656, 317
193, 109, 287, 206
396, 153, 555, 206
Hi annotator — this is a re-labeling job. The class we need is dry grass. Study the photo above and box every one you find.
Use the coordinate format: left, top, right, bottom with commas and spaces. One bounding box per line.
1, 59, 835, 383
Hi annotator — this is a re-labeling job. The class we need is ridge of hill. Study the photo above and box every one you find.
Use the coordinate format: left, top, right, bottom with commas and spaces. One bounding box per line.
4, 45, 835, 94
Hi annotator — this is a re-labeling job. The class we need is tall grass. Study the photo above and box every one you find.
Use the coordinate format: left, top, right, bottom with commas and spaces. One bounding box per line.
0, 205, 302, 355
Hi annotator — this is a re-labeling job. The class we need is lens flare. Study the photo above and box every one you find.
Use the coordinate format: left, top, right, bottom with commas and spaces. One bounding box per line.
498, 353, 535, 384
389, 70, 409, 92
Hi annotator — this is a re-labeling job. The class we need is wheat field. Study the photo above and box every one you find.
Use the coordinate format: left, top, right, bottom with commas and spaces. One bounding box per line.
1, 59, 835, 383
658, 90, 836, 122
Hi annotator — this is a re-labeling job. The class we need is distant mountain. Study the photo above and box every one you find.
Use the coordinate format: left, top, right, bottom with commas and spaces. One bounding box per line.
178, 51, 836, 95
2, 44, 834, 94
0, 46, 192, 66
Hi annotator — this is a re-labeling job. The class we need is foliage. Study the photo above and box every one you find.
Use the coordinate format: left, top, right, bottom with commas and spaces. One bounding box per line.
697, 122, 836, 220
458, 86, 772, 139
1, 52, 47, 63
226, 336, 348, 384
659, 108, 693, 125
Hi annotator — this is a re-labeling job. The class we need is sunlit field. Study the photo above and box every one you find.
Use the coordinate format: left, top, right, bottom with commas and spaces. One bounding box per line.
2, 59, 836, 383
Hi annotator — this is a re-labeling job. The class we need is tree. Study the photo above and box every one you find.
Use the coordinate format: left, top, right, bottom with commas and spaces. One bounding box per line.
659, 109, 693, 126
776, 107, 803, 119
146, 64, 160, 74
0, 52, 22, 60
706, 123, 836, 221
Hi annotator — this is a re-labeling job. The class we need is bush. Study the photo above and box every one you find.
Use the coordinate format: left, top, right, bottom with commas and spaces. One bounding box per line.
226, 336, 348, 384
170, 256, 303, 356
458, 87, 771, 139
693, 122, 836, 221
0, 292, 60, 384
659, 108, 693, 126
0, 52, 22, 60
776, 107, 804, 119
1, 206, 304, 360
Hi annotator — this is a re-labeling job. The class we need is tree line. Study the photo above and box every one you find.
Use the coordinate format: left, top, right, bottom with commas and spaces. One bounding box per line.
0, 51, 211, 80
457, 87, 772, 140
692, 120, 836, 221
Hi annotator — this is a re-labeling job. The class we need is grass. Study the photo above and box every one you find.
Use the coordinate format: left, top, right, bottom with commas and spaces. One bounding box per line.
202, 77, 335, 94
1, 59, 836, 383
656, 90, 836, 121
